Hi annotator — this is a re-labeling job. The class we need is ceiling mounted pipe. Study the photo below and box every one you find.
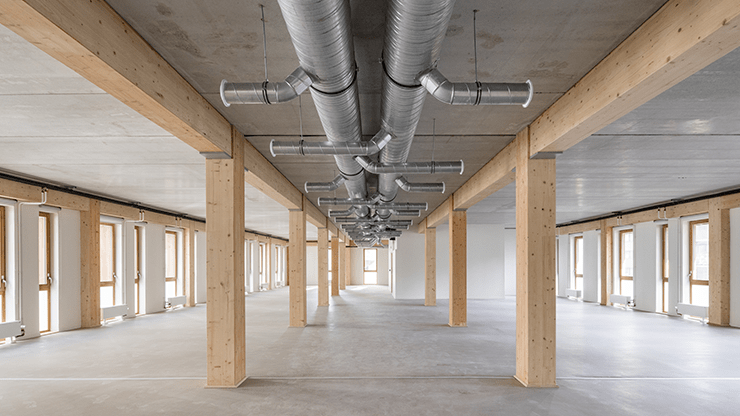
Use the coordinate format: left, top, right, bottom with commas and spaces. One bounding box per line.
318, 197, 427, 211
270, 129, 392, 157
395, 176, 445, 193
334, 218, 413, 226
328, 206, 359, 217
220, 67, 313, 106
392, 210, 421, 217
418, 69, 533, 107
305, 175, 345, 193
355, 156, 463, 175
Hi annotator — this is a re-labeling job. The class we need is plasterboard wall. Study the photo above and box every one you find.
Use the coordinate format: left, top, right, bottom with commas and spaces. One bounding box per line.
583, 230, 600, 303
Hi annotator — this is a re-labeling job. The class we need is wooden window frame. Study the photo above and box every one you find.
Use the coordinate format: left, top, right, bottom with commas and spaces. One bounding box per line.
363, 248, 377, 285
661, 225, 669, 313
134, 226, 142, 314
39, 212, 52, 333
688, 219, 709, 304
0, 206, 6, 323
618, 229, 634, 295
99, 222, 117, 308
165, 230, 179, 295
573, 236, 583, 291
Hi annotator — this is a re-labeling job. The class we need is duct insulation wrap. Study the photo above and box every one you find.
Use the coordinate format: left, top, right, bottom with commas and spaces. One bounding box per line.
419, 69, 533, 107
271, 129, 392, 157
395, 176, 445, 193
220, 67, 312, 106
356, 156, 463, 175
305, 175, 346, 193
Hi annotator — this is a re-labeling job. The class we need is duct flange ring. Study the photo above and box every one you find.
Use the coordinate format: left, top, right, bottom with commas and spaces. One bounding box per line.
220, 79, 231, 108
523, 80, 534, 108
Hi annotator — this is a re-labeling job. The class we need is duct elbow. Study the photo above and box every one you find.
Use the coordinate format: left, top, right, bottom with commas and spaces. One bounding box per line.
395, 176, 445, 193
220, 67, 313, 106
419, 69, 533, 107
305, 175, 346, 193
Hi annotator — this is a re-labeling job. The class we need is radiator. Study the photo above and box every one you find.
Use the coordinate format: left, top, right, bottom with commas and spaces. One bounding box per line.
676, 303, 708, 319
565, 289, 582, 298
0, 321, 23, 339
610, 294, 633, 306
167, 296, 187, 308
101, 305, 128, 320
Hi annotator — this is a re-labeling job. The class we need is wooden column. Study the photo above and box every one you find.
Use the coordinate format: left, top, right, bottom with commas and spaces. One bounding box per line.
344, 243, 351, 287
266, 240, 273, 290
515, 127, 557, 388
185, 226, 196, 307
80, 199, 100, 328
331, 237, 340, 296
288, 208, 307, 327
425, 225, 436, 306
339, 239, 346, 290
318, 227, 329, 306
708, 200, 730, 326
599, 221, 612, 306
206, 128, 246, 388
449, 206, 467, 327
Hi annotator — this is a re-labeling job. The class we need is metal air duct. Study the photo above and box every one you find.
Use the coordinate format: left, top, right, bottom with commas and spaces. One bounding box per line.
419, 69, 533, 107
356, 156, 463, 175
220, 67, 313, 106
395, 176, 445, 193
305, 175, 345, 193
271, 129, 392, 157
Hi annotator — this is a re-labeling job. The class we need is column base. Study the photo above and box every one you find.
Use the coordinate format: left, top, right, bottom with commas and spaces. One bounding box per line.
513, 375, 558, 388
205, 375, 248, 389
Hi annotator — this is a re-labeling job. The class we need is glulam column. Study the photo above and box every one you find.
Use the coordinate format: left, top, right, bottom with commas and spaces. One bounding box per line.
425, 225, 436, 306
318, 227, 329, 306
708, 200, 730, 326
80, 200, 100, 328
331, 237, 340, 296
448, 206, 466, 326
206, 127, 246, 387
515, 127, 557, 388
344, 243, 351, 287
339, 239, 346, 290
289, 208, 307, 327
600, 220, 612, 306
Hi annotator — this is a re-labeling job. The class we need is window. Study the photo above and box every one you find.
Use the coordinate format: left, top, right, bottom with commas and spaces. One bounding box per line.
0, 206, 6, 323
573, 236, 583, 291
134, 226, 143, 314
259, 243, 266, 286
100, 223, 116, 308
689, 219, 709, 306
165, 230, 179, 298
39, 213, 52, 333
618, 229, 634, 297
328, 248, 332, 282
661, 225, 669, 313
363, 248, 377, 285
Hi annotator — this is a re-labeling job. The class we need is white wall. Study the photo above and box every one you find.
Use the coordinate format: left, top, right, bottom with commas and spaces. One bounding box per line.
145, 224, 165, 314
394, 231, 425, 299
306, 245, 318, 285
730, 208, 740, 328
19, 204, 40, 338
633, 222, 658, 312
350, 247, 389, 286
582, 230, 600, 303
57, 209, 80, 331
123, 222, 136, 318
196, 231, 207, 303
557, 235, 570, 298
504, 228, 516, 296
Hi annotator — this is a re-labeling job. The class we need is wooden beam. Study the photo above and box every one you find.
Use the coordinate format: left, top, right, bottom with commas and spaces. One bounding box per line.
515, 128, 557, 388
599, 221, 612, 306
331, 237, 340, 296
288, 208, 307, 327
243, 140, 302, 211
80, 200, 100, 328
205, 127, 246, 388
425, 197, 452, 230
317, 227, 329, 307
448, 207, 466, 327
530, 0, 740, 157
425, 226, 436, 307
453, 141, 517, 210
0, 0, 231, 154
328, 221, 338, 237
708, 200, 730, 326
305, 197, 326, 229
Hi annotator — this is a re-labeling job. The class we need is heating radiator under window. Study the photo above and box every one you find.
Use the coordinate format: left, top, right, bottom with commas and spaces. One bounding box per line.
0, 321, 23, 339
610, 294, 633, 306
101, 305, 129, 320
565, 289, 582, 298
167, 296, 186, 308
676, 303, 708, 319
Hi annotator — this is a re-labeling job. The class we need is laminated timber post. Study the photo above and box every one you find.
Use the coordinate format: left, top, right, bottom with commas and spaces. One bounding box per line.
424, 220, 436, 306
344, 242, 351, 288
331, 236, 340, 296
448, 196, 467, 327
185, 225, 196, 307
599, 220, 612, 306
80, 200, 101, 328
708, 200, 730, 326
288, 199, 307, 327
318, 225, 329, 306
205, 127, 246, 388
339, 238, 346, 291
515, 126, 557, 388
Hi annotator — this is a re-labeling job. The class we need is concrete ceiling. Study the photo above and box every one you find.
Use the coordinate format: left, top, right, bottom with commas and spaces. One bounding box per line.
5, 0, 738, 237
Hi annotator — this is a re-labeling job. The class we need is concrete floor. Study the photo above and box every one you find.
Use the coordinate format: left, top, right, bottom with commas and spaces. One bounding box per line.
1, 286, 739, 415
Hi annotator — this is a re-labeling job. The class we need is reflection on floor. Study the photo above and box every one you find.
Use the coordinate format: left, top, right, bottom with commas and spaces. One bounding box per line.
1, 285, 739, 415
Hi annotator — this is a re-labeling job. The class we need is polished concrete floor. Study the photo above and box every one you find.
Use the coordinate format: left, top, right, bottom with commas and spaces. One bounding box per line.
1, 285, 739, 415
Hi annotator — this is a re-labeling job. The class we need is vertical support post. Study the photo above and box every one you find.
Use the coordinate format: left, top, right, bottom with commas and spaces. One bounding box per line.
425, 224, 436, 306
339, 239, 346, 290
288, 205, 306, 327
267, 240, 273, 290
318, 226, 329, 306
344, 242, 351, 287
515, 127, 557, 388
185, 225, 196, 307
80, 199, 100, 328
708, 200, 730, 326
600, 220, 612, 306
448, 203, 467, 327
206, 127, 246, 388
331, 236, 340, 296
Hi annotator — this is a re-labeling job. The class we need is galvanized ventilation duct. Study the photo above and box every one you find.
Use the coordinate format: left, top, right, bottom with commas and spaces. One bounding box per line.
220, 67, 313, 106
305, 175, 345, 193
395, 176, 445, 193
418, 69, 533, 107
271, 130, 392, 157
355, 156, 463, 175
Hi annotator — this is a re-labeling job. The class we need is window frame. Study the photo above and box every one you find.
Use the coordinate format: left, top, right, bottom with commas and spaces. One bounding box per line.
99, 222, 117, 308
165, 230, 179, 296
363, 248, 378, 285
0, 206, 6, 323
660, 225, 669, 313
134, 226, 143, 314
688, 218, 709, 304
38, 212, 52, 333
618, 229, 634, 295
573, 235, 583, 291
